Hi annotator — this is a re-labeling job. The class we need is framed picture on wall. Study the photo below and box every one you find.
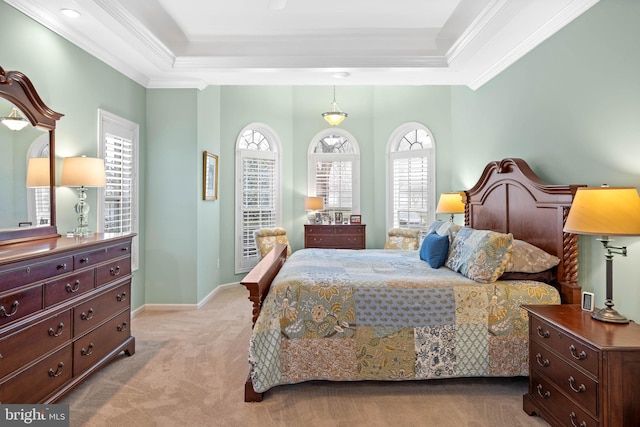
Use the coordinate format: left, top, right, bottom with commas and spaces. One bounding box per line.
203, 151, 218, 200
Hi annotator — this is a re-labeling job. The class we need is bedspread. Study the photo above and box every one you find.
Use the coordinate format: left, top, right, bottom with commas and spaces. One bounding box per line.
249, 249, 560, 393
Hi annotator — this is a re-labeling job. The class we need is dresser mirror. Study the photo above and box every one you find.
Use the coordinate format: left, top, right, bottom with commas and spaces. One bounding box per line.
0, 66, 63, 245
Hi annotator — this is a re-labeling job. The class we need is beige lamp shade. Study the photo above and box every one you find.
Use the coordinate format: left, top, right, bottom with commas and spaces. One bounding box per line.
436, 192, 465, 214
304, 196, 324, 211
26, 157, 50, 187
564, 187, 640, 236
60, 156, 106, 187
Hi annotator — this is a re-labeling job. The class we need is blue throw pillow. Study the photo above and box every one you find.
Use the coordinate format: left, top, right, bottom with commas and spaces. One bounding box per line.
420, 231, 449, 268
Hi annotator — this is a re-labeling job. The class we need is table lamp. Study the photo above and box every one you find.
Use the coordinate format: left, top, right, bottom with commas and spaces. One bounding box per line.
60, 156, 106, 236
436, 192, 465, 222
304, 196, 324, 224
26, 157, 50, 187
564, 186, 640, 323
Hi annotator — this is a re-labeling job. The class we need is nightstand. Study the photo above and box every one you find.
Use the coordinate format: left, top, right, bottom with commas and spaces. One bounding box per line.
522, 304, 640, 427
304, 224, 366, 249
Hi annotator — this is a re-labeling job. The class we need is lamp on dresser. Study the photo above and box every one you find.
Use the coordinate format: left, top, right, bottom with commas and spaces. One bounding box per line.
60, 156, 106, 236
304, 196, 324, 224
436, 192, 465, 222
563, 186, 640, 323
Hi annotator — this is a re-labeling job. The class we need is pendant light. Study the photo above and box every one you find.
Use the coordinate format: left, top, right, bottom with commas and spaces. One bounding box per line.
1, 107, 29, 131
322, 86, 347, 126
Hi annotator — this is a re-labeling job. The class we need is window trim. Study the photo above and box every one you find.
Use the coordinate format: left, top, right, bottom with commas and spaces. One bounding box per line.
307, 128, 361, 214
96, 109, 140, 270
234, 123, 282, 274
385, 122, 436, 232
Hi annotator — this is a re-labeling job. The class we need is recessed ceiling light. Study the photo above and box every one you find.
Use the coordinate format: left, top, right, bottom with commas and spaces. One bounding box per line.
60, 8, 81, 18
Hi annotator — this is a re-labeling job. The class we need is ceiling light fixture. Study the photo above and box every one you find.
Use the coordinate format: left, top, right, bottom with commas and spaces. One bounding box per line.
1, 107, 29, 131
60, 8, 81, 18
322, 86, 347, 126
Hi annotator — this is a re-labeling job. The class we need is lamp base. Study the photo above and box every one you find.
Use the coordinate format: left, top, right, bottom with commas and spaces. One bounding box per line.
592, 306, 629, 324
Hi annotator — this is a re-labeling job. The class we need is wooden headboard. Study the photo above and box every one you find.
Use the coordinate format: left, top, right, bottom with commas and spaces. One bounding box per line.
464, 158, 584, 304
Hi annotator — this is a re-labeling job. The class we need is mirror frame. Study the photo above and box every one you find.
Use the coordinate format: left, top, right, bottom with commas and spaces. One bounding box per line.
0, 66, 63, 245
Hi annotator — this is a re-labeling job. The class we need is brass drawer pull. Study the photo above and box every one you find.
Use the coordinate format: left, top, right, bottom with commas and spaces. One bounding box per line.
117, 321, 128, 332
569, 344, 587, 360
116, 292, 127, 302
48, 322, 65, 337
57, 263, 67, 270
66, 280, 81, 293
79, 257, 89, 264
536, 384, 550, 399
0, 301, 19, 317
110, 266, 121, 276
121, 247, 129, 252
535, 353, 550, 367
536, 326, 550, 338
81, 343, 94, 356
569, 376, 586, 393
570, 412, 587, 427
81, 308, 94, 320
48, 362, 64, 377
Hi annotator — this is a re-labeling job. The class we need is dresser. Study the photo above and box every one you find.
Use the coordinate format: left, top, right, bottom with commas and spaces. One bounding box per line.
304, 224, 366, 249
523, 304, 640, 427
0, 233, 135, 404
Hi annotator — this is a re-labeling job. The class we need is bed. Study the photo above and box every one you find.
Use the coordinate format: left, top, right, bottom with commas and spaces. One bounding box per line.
241, 158, 583, 402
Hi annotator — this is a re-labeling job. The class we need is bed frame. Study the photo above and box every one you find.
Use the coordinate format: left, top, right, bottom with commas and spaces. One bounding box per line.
240, 158, 584, 402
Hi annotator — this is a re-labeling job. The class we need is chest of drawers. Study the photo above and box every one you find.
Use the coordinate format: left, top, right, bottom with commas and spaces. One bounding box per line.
304, 224, 366, 249
523, 304, 640, 427
0, 233, 135, 403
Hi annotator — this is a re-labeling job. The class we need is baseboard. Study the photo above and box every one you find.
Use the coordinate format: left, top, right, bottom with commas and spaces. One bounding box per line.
131, 282, 241, 318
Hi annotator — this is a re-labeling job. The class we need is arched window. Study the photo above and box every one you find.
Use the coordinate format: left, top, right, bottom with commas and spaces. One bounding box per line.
308, 129, 360, 216
386, 122, 435, 232
235, 123, 281, 273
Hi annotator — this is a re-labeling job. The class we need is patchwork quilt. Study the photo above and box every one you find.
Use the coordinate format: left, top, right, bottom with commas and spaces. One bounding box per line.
248, 249, 560, 393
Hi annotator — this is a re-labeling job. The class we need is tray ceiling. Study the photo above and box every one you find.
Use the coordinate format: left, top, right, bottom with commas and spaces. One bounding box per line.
4, 0, 599, 89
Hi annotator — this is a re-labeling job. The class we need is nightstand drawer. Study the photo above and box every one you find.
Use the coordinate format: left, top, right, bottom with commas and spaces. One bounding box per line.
530, 370, 599, 427
530, 315, 599, 376
530, 340, 597, 415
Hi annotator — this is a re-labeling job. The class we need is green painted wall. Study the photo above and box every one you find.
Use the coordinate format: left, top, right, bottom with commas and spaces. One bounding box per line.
0, 2, 147, 310
3, 0, 640, 321
450, 0, 640, 321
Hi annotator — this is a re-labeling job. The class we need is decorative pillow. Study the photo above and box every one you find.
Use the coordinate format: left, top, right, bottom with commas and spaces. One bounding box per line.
505, 239, 560, 273
419, 232, 449, 268
427, 220, 462, 243
445, 227, 514, 283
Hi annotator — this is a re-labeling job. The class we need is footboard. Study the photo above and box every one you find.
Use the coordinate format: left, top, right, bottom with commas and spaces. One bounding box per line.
241, 243, 288, 327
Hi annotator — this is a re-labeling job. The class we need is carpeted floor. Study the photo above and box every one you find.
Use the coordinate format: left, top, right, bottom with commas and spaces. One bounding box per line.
60, 284, 549, 427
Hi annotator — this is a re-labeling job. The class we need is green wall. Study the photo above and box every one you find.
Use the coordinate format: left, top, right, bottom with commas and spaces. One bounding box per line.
0, 3, 148, 310
450, 0, 640, 320
3, 0, 640, 321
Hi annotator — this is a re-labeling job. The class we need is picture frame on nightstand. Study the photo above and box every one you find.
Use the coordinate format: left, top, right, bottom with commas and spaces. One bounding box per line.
581, 291, 594, 312
350, 214, 362, 224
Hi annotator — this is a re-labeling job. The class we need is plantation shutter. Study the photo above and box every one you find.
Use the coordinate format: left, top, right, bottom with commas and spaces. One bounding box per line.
392, 155, 429, 229
34, 187, 50, 225
241, 156, 277, 260
103, 134, 134, 234
315, 160, 353, 211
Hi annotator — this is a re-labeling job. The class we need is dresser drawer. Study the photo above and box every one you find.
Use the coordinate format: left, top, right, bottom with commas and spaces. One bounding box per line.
73, 310, 131, 375
530, 370, 599, 427
0, 255, 72, 293
0, 286, 43, 328
96, 257, 131, 287
530, 315, 599, 376
305, 225, 333, 235
44, 269, 95, 307
73, 241, 132, 269
335, 225, 364, 235
73, 282, 130, 337
0, 310, 71, 378
0, 345, 72, 404
530, 339, 598, 415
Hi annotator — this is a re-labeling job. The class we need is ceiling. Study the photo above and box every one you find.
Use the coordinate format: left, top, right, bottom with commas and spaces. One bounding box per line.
5, 0, 598, 89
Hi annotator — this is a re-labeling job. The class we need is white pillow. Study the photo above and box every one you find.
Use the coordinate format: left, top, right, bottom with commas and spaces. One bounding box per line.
505, 240, 560, 273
